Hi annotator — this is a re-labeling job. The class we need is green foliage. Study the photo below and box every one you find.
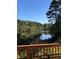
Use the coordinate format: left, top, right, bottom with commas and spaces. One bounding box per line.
17, 19, 43, 39
46, 0, 61, 42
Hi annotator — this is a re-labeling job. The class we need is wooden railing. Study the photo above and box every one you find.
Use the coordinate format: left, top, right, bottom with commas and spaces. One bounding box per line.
17, 43, 61, 59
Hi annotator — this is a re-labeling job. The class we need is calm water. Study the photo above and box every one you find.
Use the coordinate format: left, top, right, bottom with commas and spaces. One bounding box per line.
39, 33, 52, 40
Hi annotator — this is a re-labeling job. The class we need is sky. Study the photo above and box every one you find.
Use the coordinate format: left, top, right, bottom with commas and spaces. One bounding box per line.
17, 0, 52, 24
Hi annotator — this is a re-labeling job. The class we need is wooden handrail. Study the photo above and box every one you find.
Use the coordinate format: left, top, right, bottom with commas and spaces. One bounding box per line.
17, 43, 60, 48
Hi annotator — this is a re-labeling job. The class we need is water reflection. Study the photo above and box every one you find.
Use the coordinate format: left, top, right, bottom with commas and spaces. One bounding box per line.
39, 31, 52, 40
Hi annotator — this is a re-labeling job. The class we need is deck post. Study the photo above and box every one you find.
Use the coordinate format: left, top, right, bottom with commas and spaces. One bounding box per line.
26, 48, 30, 59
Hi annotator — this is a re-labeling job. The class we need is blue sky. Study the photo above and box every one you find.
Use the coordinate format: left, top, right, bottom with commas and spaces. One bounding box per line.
17, 0, 52, 24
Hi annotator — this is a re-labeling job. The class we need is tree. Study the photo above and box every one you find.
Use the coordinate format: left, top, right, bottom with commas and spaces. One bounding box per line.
46, 0, 61, 42
17, 19, 43, 39
46, 0, 61, 23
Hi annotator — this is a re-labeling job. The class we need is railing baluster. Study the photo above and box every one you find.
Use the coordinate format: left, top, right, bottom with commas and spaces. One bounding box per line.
26, 48, 30, 59
31, 49, 33, 59
53, 47, 55, 54
41, 48, 43, 58
17, 43, 61, 59
37, 48, 39, 59
55, 46, 56, 54
58, 46, 59, 56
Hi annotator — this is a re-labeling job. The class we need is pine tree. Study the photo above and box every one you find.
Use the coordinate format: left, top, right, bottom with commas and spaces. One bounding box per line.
46, 0, 61, 42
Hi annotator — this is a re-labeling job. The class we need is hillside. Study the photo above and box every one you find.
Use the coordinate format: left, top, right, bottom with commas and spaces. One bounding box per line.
17, 19, 44, 38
